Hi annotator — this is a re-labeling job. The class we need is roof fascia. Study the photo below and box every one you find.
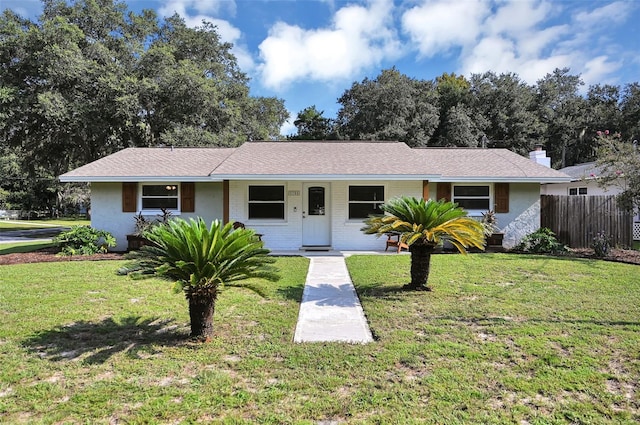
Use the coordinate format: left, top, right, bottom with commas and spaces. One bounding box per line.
431, 176, 573, 183
210, 174, 441, 181
59, 176, 222, 183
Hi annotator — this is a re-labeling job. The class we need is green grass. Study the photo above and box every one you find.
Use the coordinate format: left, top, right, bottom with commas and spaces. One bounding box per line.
0, 254, 638, 423
0, 218, 90, 231
0, 241, 54, 255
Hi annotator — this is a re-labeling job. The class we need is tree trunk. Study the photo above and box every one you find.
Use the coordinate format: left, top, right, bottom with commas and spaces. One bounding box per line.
188, 294, 216, 340
407, 243, 435, 290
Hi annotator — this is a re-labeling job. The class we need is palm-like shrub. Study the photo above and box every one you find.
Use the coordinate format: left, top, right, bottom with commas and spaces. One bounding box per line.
362, 197, 485, 290
121, 218, 279, 340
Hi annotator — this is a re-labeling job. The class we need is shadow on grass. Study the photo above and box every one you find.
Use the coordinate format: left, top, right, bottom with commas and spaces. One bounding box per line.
355, 282, 411, 299
275, 284, 304, 301
23, 315, 191, 365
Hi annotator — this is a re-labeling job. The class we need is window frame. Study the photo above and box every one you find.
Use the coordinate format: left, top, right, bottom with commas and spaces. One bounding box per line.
139, 183, 181, 213
348, 185, 385, 220
247, 184, 286, 221
451, 184, 492, 214
569, 187, 588, 196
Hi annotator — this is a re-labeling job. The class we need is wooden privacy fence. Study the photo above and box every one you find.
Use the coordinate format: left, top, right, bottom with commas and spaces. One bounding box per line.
540, 195, 633, 248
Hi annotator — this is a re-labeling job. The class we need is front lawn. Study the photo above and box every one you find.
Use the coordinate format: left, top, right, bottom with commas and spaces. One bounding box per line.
0, 254, 638, 423
0, 241, 54, 255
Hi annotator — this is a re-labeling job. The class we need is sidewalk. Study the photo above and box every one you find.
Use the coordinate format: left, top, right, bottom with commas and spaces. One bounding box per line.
293, 255, 374, 344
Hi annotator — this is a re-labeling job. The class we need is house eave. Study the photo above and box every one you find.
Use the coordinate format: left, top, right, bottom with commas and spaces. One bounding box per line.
431, 176, 573, 183
59, 176, 221, 183
210, 174, 441, 181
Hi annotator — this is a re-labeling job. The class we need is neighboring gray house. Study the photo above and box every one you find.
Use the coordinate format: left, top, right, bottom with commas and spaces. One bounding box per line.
59, 141, 571, 251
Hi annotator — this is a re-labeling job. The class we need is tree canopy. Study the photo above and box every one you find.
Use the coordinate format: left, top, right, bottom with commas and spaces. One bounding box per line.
295, 68, 639, 170
0, 0, 288, 214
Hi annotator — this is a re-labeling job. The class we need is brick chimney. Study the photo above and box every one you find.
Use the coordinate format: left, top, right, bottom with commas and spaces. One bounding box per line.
529, 145, 551, 167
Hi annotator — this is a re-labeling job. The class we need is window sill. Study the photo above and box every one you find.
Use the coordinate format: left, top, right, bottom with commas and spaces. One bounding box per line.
139, 210, 181, 216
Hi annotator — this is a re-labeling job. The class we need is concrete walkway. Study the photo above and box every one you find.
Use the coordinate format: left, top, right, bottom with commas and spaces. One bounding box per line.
293, 255, 374, 344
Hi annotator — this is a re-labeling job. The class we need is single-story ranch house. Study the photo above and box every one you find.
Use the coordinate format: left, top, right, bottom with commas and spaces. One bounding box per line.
59, 141, 571, 251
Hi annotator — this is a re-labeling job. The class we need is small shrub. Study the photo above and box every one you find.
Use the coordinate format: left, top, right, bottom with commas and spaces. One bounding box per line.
481, 210, 498, 236
515, 228, 567, 254
132, 208, 173, 236
591, 232, 611, 258
54, 226, 116, 256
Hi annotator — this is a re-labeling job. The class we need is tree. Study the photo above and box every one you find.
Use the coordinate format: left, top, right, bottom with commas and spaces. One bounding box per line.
583, 84, 621, 162
0, 1, 288, 214
290, 105, 333, 140
361, 197, 485, 291
336, 68, 439, 146
620, 83, 640, 142
470, 71, 543, 154
437, 104, 479, 147
595, 131, 640, 213
536, 68, 589, 167
432, 72, 475, 146
121, 218, 279, 340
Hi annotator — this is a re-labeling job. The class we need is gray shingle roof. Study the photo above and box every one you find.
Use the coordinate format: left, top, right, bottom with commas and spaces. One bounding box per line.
210, 141, 433, 178
558, 162, 601, 180
60, 147, 237, 181
59, 142, 571, 183
412, 148, 572, 181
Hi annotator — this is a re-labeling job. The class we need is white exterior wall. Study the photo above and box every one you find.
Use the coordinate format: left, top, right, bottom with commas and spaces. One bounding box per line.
91, 183, 131, 251
499, 183, 544, 249
229, 180, 422, 251
91, 182, 224, 251
93, 179, 544, 251
426, 181, 541, 249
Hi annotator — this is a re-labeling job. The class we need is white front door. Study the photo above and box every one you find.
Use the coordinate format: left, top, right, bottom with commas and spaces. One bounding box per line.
302, 183, 331, 246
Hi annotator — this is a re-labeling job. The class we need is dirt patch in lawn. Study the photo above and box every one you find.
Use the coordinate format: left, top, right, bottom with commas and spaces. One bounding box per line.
0, 247, 125, 265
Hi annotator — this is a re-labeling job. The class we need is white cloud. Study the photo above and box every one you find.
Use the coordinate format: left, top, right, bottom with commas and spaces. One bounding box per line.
416, 0, 631, 87
401, 0, 489, 57
258, 0, 401, 89
159, 0, 235, 17
581, 55, 623, 86
575, 1, 632, 26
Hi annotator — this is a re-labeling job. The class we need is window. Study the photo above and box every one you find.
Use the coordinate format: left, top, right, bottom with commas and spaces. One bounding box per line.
569, 187, 588, 196
248, 185, 285, 219
349, 186, 384, 219
452, 185, 490, 211
141, 184, 179, 210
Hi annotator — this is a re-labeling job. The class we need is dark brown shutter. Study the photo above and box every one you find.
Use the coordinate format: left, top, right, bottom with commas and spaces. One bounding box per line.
436, 183, 451, 202
181, 182, 195, 213
122, 182, 137, 212
422, 180, 429, 200
494, 183, 509, 213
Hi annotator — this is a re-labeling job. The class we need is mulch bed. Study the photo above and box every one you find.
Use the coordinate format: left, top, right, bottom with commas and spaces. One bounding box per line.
1, 247, 639, 266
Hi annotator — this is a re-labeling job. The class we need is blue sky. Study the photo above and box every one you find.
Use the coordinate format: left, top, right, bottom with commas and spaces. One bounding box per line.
4, 0, 640, 135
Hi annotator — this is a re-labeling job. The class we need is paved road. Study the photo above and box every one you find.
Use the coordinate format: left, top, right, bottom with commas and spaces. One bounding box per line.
0, 227, 68, 244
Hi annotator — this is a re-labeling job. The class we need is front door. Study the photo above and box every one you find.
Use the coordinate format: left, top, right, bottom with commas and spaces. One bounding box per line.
302, 183, 331, 246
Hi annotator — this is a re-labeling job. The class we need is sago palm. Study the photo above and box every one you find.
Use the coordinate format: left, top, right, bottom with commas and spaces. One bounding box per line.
362, 197, 485, 291
122, 218, 279, 340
